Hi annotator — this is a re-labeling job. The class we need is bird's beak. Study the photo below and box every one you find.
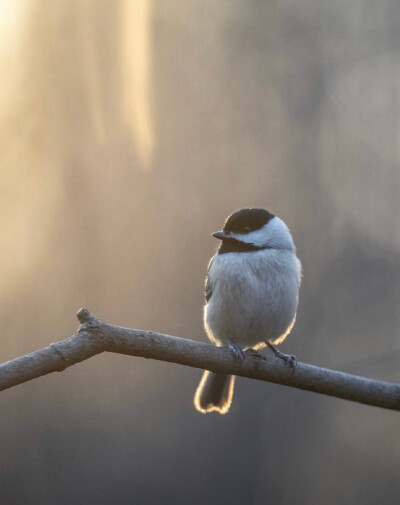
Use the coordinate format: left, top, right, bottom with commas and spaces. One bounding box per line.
212, 230, 228, 240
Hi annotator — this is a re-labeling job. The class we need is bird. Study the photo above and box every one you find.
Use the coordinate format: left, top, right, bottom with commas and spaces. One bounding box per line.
194, 208, 302, 414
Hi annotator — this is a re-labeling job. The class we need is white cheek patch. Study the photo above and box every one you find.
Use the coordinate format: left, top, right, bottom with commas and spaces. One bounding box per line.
230, 224, 271, 247
230, 217, 295, 251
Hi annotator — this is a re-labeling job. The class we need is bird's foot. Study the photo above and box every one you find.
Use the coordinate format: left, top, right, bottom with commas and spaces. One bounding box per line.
228, 342, 245, 361
266, 341, 297, 369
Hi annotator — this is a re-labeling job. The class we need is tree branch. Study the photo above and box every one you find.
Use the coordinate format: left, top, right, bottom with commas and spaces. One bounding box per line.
0, 308, 399, 411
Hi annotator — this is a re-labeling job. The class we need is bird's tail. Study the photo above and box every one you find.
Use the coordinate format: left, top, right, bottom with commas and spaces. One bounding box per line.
194, 371, 236, 414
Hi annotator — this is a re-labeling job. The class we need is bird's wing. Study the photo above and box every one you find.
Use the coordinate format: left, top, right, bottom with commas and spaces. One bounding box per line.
205, 255, 215, 303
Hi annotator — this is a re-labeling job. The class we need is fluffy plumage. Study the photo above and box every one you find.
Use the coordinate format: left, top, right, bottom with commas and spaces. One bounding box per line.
194, 208, 301, 414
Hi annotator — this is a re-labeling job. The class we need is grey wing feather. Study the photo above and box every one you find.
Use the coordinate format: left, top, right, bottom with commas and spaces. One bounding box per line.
205, 256, 215, 303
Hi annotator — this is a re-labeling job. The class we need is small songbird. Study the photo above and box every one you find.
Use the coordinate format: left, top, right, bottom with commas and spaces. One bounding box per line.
194, 208, 302, 414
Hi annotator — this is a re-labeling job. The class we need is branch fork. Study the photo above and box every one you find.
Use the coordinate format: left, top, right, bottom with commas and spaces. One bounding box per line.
0, 308, 399, 412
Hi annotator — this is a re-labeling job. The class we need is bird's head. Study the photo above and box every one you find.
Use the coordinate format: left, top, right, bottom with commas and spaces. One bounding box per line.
213, 208, 295, 252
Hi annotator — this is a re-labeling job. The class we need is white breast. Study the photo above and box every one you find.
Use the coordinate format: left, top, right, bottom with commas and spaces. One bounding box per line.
204, 249, 301, 348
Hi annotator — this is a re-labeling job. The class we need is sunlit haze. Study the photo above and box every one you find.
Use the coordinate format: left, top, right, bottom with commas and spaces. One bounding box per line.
1, 2, 400, 504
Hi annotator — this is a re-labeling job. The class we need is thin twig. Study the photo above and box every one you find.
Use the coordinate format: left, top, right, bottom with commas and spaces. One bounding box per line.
0, 308, 399, 412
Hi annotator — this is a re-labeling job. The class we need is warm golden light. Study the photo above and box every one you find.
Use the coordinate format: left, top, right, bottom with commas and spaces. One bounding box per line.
121, 0, 154, 169
0, 0, 62, 300
77, 0, 106, 143
194, 371, 236, 414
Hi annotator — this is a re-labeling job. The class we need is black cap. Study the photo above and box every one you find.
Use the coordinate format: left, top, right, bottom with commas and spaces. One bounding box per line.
223, 208, 275, 234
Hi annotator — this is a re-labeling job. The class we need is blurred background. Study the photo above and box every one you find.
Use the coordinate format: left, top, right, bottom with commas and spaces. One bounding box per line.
1, 0, 400, 503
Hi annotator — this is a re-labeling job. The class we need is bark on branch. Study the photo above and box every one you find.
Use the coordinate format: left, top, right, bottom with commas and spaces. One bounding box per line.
0, 308, 399, 412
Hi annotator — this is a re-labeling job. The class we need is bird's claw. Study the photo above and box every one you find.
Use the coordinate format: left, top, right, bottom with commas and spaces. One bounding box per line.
283, 353, 297, 369
274, 349, 297, 369
265, 341, 297, 370
229, 343, 245, 361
